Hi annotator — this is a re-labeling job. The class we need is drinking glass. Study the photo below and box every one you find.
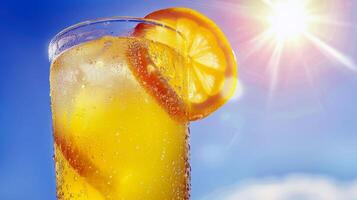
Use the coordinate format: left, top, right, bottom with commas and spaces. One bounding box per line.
49, 17, 189, 200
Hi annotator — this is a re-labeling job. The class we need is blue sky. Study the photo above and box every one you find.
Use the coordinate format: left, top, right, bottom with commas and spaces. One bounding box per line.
0, 0, 356, 199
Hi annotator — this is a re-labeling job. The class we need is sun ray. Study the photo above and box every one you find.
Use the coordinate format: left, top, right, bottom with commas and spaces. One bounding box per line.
267, 40, 284, 101
241, 30, 274, 60
261, 0, 273, 7
303, 31, 356, 71
308, 15, 351, 27
299, 52, 325, 111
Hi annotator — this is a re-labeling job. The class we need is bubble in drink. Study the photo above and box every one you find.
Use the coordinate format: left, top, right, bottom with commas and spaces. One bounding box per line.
50, 37, 190, 200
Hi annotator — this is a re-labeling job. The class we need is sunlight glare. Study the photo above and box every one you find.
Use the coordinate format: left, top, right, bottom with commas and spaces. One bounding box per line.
236, 0, 356, 99
268, 0, 309, 42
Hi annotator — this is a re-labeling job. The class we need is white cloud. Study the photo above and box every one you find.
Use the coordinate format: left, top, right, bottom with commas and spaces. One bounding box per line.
202, 174, 357, 200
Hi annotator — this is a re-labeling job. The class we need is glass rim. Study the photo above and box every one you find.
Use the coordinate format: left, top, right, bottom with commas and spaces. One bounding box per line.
49, 16, 184, 49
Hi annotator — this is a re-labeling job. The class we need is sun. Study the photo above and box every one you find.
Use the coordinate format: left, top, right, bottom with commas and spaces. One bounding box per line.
267, 1, 310, 42
240, 0, 356, 96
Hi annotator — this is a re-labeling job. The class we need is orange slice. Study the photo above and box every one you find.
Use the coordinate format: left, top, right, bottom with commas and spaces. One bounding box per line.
54, 130, 118, 197
126, 40, 187, 122
133, 7, 238, 120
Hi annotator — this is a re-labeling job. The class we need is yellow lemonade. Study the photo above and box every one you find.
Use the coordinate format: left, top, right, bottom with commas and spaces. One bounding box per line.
50, 37, 189, 200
